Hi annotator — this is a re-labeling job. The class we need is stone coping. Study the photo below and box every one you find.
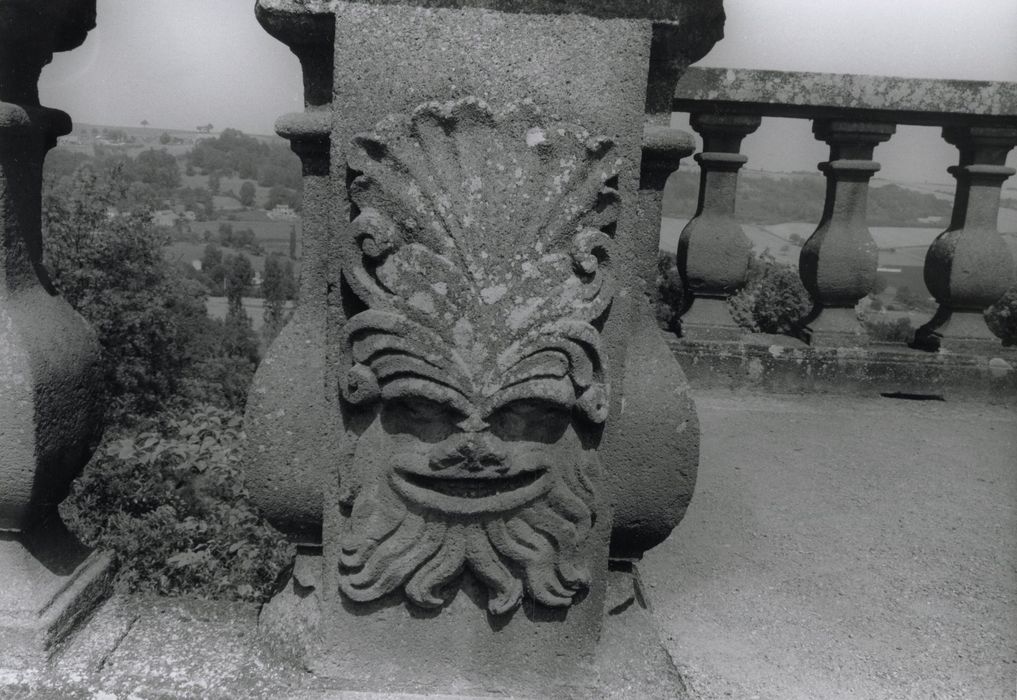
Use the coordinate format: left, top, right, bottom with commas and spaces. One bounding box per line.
669, 333, 1017, 405
257, 0, 722, 22
674, 67, 1017, 128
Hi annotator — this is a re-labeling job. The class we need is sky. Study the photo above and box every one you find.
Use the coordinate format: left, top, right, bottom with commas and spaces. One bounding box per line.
39, 0, 1017, 186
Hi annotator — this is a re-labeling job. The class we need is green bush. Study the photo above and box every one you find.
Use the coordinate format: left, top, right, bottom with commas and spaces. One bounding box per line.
655, 252, 685, 333
61, 405, 292, 602
727, 251, 812, 335
986, 287, 1017, 346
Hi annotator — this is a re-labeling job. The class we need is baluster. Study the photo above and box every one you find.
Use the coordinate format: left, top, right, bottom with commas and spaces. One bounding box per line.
677, 113, 761, 339
0, 0, 110, 668
913, 127, 1017, 351
799, 120, 896, 346
243, 4, 335, 547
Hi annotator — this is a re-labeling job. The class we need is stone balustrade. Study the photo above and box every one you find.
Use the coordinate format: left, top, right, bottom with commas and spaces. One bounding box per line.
3, 1, 1015, 694
671, 67, 1017, 350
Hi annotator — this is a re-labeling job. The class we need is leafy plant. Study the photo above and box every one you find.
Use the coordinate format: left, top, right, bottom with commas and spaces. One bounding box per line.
986, 287, 1017, 346
655, 252, 685, 334
61, 405, 292, 601
727, 250, 812, 335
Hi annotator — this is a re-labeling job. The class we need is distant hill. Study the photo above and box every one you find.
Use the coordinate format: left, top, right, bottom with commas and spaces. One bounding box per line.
662, 168, 959, 228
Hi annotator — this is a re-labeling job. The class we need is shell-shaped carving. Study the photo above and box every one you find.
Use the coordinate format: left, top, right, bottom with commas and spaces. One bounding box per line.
344, 98, 621, 380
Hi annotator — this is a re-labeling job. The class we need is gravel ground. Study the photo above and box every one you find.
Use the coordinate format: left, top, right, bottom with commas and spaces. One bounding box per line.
641, 391, 1017, 700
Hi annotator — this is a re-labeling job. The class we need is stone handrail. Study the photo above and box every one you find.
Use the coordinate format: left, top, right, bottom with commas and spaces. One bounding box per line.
671, 66, 1017, 350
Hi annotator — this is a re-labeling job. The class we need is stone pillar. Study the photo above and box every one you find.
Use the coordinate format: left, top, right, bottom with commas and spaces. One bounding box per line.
243, 2, 336, 546
914, 127, 1017, 352
799, 120, 896, 346
250, 1, 721, 695
0, 0, 110, 669
676, 113, 761, 339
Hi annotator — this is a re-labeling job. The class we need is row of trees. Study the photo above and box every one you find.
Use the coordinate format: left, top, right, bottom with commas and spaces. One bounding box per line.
188, 128, 301, 191
47, 128, 302, 221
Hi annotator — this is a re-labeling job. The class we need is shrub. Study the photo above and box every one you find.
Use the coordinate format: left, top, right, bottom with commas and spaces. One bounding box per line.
986, 287, 1017, 346
61, 405, 292, 601
655, 252, 685, 334
861, 314, 915, 343
728, 251, 812, 335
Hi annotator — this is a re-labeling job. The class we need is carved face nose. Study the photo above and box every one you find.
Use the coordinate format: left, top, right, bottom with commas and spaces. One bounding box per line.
428, 434, 508, 475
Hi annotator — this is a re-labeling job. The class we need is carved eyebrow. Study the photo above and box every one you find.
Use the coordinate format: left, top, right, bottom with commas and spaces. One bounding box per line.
380, 376, 474, 416
487, 376, 575, 414
499, 350, 569, 392
369, 353, 468, 394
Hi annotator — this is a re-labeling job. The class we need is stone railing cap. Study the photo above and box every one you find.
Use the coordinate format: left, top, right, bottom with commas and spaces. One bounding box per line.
675, 67, 1017, 127
258, 0, 723, 22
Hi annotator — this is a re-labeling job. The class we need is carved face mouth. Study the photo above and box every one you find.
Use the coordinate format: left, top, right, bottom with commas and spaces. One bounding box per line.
391, 468, 551, 515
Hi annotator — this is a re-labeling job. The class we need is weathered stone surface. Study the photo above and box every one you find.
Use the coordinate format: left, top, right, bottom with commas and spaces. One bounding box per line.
915, 127, 1017, 350
601, 125, 698, 561
799, 120, 895, 346
0, 0, 109, 667
247, 0, 717, 691
675, 67, 1017, 127
670, 334, 1017, 405
677, 113, 760, 340
2, 572, 691, 697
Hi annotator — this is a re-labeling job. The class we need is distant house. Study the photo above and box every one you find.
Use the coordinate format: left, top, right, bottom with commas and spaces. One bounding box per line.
152, 209, 178, 227
267, 205, 299, 221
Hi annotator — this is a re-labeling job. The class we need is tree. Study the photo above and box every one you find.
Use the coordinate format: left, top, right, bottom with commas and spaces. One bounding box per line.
159, 132, 172, 145
224, 252, 254, 316
239, 180, 256, 207
43, 164, 208, 423
289, 225, 297, 260
217, 222, 234, 247
141, 119, 149, 127
201, 243, 226, 294
208, 171, 221, 195
262, 253, 296, 342
135, 148, 181, 192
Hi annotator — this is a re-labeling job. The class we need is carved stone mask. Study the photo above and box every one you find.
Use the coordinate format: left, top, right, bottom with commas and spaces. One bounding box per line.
335, 99, 620, 614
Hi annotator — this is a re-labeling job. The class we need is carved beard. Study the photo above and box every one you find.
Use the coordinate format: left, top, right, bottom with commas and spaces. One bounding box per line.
337, 427, 600, 615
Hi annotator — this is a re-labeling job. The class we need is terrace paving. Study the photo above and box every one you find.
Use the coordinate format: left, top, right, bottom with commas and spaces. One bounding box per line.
643, 390, 1017, 699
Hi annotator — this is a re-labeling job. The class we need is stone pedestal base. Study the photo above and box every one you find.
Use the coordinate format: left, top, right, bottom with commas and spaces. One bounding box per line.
260, 552, 689, 698
680, 296, 745, 341
914, 307, 1004, 354
0, 528, 114, 671
804, 306, 869, 348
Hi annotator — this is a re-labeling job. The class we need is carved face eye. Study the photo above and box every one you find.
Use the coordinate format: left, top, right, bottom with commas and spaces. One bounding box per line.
488, 399, 570, 444
381, 396, 463, 444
